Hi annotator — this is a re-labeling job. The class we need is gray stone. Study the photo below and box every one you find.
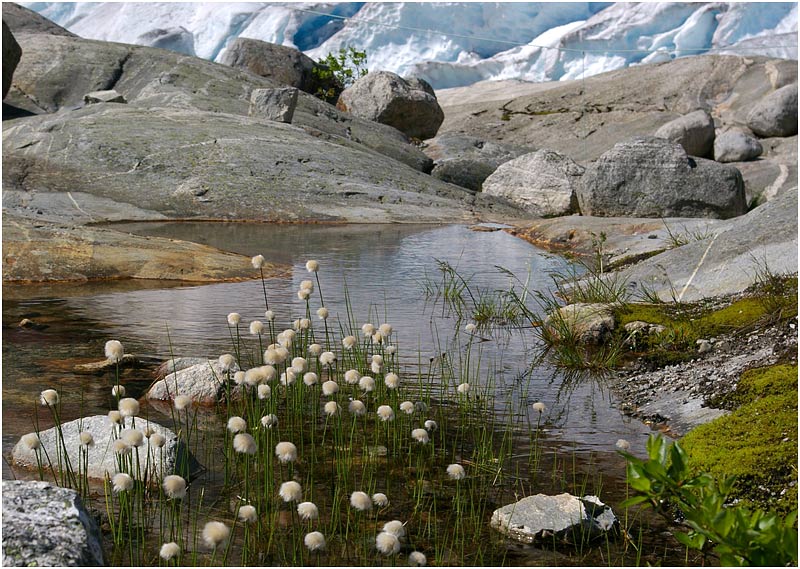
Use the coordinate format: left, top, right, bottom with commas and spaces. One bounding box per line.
2, 481, 104, 567
654, 110, 715, 157
84, 89, 127, 104
696, 339, 713, 354
577, 137, 747, 219
491, 493, 617, 544
1, 3, 76, 37
148, 360, 237, 403
431, 159, 494, 193
3, 21, 21, 99
249, 87, 299, 123
337, 71, 444, 140
714, 129, 763, 162
482, 149, 582, 217
155, 357, 215, 380
220, 37, 323, 94
544, 303, 616, 344
73, 353, 140, 373
11, 415, 192, 482
746, 84, 798, 138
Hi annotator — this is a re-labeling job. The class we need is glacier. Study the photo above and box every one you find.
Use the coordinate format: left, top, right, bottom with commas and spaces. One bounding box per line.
20, 2, 798, 89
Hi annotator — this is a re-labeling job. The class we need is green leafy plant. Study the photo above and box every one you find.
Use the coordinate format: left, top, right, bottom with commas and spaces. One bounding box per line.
312, 47, 368, 103
620, 435, 798, 566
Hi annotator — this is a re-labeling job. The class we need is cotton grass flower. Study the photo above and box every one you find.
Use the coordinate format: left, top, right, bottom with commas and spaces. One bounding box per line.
376, 531, 400, 555
371, 361, 382, 374
424, 420, 438, 431
457, 382, 470, 394
279, 481, 302, 502
227, 313, 241, 326
111, 385, 126, 398
112, 472, 134, 493
372, 354, 384, 365
298, 289, 311, 300
263, 348, 280, 365
121, 428, 144, 447
300, 279, 314, 292
234, 371, 246, 385
108, 410, 122, 425
465, 323, 477, 333
532, 401, 546, 413
79, 431, 94, 447
174, 395, 192, 411
299, 317, 311, 330
350, 491, 372, 511
249, 320, 264, 335
251, 254, 265, 269
261, 365, 276, 382
233, 433, 256, 455
399, 401, 414, 415
308, 343, 322, 356
411, 428, 429, 444
349, 400, 366, 416
361, 323, 375, 336
305, 259, 319, 272
227, 416, 247, 433
280, 370, 296, 387
238, 505, 257, 524
318, 351, 334, 366
244, 368, 265, 386
297, 501, 319, 521
202, 521, 230, 549
21, 433, 40, 450
324, 401, 341, 417
218, 353, 236, 371
118, 397, 139, 418
261, 414, 278, 429
385, 372, 400, 389
40, 389, 59, 407
113, 439, 131, 456
316, 307, 329, 320
447, 464, 466, 480
321, 380, 339, 396
616, 439, 631, 451
304, 531, 325, 552
383, 520, 406, 538
409, 551, 427, 566
379, 323, 393, 337
358, 376, 375, 392
372, 493, 389, 508
342, 335, 356, 349
264, 309, 275, 322
372, 332, 384, 345
344, 369, 360, 384
105, 340, 124, 362
275, 441, 297, 463
377, 405, 395, 422
159, 542, 180, 561
303, 372, 319, 387
162, 474, 187, 500
291, 357, 308, 372
150, 433, 166, 448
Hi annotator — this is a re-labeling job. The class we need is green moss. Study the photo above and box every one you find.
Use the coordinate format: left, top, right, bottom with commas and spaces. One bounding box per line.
681, 365, 798, 514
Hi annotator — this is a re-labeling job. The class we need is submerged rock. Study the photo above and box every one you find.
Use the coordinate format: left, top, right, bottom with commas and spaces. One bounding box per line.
544, 303, 617, 344
2, 480, 104, 567
491, 493, 617, 544
147, 360, 237, 403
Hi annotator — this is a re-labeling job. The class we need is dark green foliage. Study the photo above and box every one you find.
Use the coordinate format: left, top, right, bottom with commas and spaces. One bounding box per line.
312, 47, 368, 103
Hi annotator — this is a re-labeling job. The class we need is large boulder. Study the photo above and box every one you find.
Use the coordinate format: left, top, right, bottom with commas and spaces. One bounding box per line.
577, 137, 747, 219
654, 110, 715, 157
424, 133, 529, 191
491, 493, 617, 544
2, 21, 22, 99
482, 150, 582, 217
337, 71, 444, 140
2, 481, 104, 567
147, 360, 236, 403
746, 83, 798, 138
714, 129, 763, 163
1, 3, 76, 36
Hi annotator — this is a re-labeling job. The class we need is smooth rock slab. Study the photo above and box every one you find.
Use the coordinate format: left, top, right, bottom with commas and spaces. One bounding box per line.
12, 415, 190, 482
2, 480, 104, 567
491, 493, 617, 544
147, 360, 236, 403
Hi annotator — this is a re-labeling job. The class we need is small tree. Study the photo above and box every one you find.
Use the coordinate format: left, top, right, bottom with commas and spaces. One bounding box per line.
312, 46, 368, 103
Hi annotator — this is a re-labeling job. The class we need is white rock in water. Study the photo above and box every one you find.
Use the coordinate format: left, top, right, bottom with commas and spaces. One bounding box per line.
148, 360, 235, 403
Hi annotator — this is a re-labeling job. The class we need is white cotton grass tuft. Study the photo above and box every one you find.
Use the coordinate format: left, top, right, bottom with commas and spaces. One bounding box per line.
300, 279, 314, 292
299, 317, 311, 330
238, 505, 257, 524
386, 345, 397, 355
532, 401, 546, 413
424, 419, 438, 431
227, 312, 241, 326
324, 401, 341, 417
297, 289, 311, 300
108, 410, 122, 425
377, 405, 395, 422
40, 389, 59, 407
261, 365, 277, 382
616, 439, 631, 451
303, 372, 319, 386
304, 531, 325, 552
275, 441, 297, 463
279, 481, 303, 502
162, 474, 187, 500
218, 353, 236, 371
233, 371, 246, 386
291, 357, 308, 372
305, 259, 319, 273
376, 531, 401, 555
257, 384, 272, 400
150, 433, 166, 448
105, 340, 124, 362
251, 254, 265, 269
249, 320, 264, 335
233, 433, 256, 455
411, 428, 429, 444
118, 397, 139, 418
349, 400, 366, 416
264, 309, 275, 322
457, 382, 470, 394
202, 521, 230, 549
112, 472, 134, 493
361, 323, 375, 336
379, 323, 393, 337
159, 542, 180, 561
358, 376, 375, 392
350, 491, 372, 511
321, 380, 339, 396
79, 431, 94, 447
383, 520, 406, 538
113, 439, 131, 455
371, 361, 382, 374
446, 464, 466, 480
372, 493, 389, 508
297, 501, 319, 521
111, 385, 126, 398
280, 370, 296, 387
316, 307, 329, 320
261, 414, 279, 429
143, 424, 155, 438
121, 428, 144, 447
465, 323, 477, 333
409, 551, 427, 566
21, 433, 40, 450
319, 351, 335, 366
344, 369, 360, 384
399, 401, 414, 415
372, 332, 384, 345
227, 416, 247, 433
342, 335, 356, 349
308, 343, 323, 356
174, 395, 192, 411
385, 372, 400, 389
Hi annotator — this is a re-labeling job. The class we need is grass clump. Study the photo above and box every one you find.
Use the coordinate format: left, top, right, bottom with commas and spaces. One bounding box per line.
681, 365, 798, 515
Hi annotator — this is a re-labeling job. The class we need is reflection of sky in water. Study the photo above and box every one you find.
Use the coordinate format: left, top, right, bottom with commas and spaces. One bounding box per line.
59, 223, 652, 452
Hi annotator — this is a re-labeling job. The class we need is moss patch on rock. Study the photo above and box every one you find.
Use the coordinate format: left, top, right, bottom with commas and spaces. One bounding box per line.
680, 364, 798, 514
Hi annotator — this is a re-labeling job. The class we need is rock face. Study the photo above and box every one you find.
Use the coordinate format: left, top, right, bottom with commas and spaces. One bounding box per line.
491, 493, 617, 544
424, 133, 529, 191
2, 481, 104, 567
337, 71, 444, 139
746, 83, 798, 138
654, 110, 715, 157
83, 89, 127, 104
11, 415, 193, 481
1, 3, 75, 37
544, 303, 617, 344
714, 129, 763, 162
220, 37, 321, 93
3, 21, 22, 99
482, 150, 582, 217
249, 87, 299, 123
147, 360, 235, 403
577, 137, 747, 219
